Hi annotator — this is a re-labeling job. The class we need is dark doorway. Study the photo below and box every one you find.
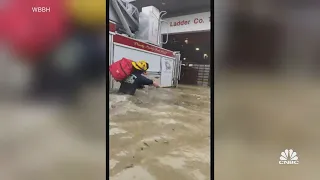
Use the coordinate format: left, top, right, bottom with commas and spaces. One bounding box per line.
163, 31, 210, 64
163, 31, 211, 86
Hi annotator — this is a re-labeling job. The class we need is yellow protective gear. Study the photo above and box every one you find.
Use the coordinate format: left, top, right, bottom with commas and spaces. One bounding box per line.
132, 60, 149, 71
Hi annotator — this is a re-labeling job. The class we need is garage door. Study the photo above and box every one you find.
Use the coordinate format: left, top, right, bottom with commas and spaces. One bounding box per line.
191, 64, 210, 86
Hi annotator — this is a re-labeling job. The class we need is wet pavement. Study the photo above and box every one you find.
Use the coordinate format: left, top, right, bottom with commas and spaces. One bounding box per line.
109, 85, 211, 180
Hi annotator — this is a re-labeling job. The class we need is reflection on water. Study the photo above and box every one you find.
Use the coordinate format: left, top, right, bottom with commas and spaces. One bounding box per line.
109, 85, 210, 180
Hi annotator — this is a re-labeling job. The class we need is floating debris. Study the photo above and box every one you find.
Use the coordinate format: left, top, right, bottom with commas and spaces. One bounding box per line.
125, 164, 134, 169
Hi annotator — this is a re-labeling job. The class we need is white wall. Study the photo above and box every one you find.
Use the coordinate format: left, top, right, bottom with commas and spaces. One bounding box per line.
161, 12, 210, 34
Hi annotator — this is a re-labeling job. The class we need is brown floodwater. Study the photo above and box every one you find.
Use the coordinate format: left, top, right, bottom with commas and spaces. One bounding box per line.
109, 85, 211, 180
3, 72, 319, 180
0, 80, 210, 180
0, 83, 107, 180
214, 74, 320, 180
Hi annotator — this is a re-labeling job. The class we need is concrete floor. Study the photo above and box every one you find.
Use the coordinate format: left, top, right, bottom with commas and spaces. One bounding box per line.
109, 85, 211, 180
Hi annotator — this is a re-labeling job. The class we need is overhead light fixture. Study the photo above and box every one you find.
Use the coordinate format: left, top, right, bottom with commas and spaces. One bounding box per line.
203, 53, 208, 59
184, 38, 188, 44
183, 58, 186, 60
195, 48, 200, 51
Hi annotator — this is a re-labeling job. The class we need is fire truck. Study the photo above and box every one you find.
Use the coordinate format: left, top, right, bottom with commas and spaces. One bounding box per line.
109, 0, 181, 90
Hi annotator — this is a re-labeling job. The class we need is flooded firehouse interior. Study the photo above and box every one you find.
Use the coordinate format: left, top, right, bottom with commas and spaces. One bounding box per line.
109, 0, 211, 180
163, 32, 211, 86
133, 0, 211, 86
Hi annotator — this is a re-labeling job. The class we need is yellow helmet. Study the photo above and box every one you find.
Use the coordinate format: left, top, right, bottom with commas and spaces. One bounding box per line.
132, 60, 149, 71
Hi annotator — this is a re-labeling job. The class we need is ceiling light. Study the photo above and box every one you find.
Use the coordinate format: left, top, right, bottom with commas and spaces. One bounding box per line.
195, 48, 200, 51
203, 54, 208, 59
183, 58, 186, 60
184, 39, 188, 44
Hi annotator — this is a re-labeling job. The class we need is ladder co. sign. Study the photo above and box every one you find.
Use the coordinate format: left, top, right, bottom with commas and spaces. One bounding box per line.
161, 12, 210, 34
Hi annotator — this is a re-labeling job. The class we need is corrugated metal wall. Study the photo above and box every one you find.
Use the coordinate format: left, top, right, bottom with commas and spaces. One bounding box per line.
179, 64, 210, 86
192, 64, 210, 86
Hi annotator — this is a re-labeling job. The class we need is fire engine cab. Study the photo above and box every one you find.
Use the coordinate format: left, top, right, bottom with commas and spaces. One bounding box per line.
109, 0, 181, 90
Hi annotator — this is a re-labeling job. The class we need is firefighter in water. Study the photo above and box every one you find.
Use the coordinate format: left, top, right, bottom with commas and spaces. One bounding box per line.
118, 60, 160, 95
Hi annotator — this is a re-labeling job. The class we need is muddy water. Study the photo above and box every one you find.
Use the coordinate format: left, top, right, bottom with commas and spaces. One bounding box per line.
214, 75, 320, 180
109, 85, 211, 180
0, 84, 107, 180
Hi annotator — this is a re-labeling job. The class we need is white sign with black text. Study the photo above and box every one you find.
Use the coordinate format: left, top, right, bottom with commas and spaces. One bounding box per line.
161, 12, 210, 34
